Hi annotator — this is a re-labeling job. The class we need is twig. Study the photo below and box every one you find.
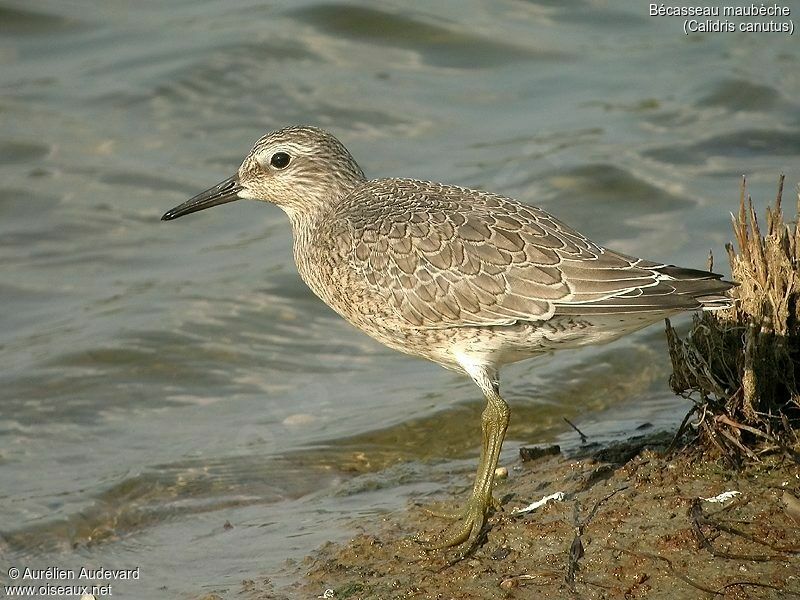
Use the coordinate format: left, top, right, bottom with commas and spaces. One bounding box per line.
583, 486, 628, 526
563, 417, 588, 444
666, 406, 698, 455
715, 580, 792, 596
715, 414, 776, 442
698, 418, 738, 468
717, 427, 760, 462
689, 498, 800, 559
609, 546, 720, 595
566, 487, 627, 584
565, 527, 583, 585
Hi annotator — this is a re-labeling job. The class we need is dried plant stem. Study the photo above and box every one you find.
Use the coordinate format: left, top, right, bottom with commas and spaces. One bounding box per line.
667, 175, 800, 462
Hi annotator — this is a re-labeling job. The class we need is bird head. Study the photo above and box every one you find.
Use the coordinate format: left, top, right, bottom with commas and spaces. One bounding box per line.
162, 126, 365, 222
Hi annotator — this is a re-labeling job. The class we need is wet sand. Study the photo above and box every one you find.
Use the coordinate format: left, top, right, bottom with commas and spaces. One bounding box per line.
242, 432, 799, 599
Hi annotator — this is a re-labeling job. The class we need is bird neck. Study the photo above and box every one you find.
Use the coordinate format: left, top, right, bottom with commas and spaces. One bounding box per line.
287, 209, 320, 252
287, 210, 338, 308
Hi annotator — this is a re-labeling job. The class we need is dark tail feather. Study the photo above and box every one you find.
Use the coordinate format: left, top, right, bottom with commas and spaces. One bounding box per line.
657, 265, 736, 310
555, 265, 736, 316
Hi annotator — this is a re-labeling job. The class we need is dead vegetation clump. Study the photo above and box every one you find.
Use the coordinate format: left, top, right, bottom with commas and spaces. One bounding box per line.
666, 175, 800, 464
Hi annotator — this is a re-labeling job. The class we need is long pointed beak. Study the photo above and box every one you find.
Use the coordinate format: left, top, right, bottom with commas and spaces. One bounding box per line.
161, 175, 243, 221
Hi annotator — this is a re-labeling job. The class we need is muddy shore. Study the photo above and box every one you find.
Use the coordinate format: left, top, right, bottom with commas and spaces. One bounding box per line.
229, 432, 799, 600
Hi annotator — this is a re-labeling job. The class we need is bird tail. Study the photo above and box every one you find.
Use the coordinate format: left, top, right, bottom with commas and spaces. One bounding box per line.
656, 265, 736, 311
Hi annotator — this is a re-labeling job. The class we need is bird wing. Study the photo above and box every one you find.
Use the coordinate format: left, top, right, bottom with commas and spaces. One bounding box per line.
334, 178, 718, 329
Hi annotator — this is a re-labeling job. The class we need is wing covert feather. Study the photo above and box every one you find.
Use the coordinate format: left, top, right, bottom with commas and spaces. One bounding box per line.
332, 179, 677, 329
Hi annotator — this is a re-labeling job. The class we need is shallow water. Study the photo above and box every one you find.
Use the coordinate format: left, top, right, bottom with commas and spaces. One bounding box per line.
1, 1, 797, 597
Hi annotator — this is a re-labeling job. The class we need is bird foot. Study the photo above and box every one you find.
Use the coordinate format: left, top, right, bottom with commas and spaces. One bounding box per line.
419, 503, 464, 521
417, 496, 490, 553
419, 494, 501, 521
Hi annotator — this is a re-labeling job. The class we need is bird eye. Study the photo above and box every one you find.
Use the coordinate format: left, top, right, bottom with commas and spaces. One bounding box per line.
270, 152, 291, 169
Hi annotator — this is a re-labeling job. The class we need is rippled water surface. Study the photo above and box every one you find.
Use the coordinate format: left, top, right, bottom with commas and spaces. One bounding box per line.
1, 1, 798, 597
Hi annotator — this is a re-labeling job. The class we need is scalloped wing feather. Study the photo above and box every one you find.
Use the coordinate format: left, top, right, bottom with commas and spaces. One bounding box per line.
334, 179, 720, 329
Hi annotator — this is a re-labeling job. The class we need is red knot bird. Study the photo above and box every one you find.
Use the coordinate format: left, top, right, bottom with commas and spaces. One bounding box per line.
162, 125, 733, 555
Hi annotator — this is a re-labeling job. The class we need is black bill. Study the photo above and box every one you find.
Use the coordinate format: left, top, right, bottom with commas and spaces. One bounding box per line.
161, 175, 243, 221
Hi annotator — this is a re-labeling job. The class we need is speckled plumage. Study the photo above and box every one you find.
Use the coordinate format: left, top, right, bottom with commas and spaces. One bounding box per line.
302, 175, 730, 371
163, 125, 734, 554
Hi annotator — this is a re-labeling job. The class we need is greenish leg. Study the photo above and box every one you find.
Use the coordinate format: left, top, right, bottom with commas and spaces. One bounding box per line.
425, 371, 509, 553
